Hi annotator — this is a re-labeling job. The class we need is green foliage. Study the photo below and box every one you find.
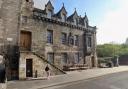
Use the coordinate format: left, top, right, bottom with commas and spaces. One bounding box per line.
97, 44, 128, 58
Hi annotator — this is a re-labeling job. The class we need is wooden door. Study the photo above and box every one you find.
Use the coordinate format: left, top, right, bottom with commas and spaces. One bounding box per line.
20, 31, 31, 50
26, 59, 33, 77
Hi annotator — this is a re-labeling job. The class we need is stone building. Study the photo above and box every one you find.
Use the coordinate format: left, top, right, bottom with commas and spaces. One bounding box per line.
0, 0, 97, 80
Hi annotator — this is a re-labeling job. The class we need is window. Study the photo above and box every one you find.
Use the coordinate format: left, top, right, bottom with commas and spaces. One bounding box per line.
68, 33, 74, 45
74, 53, 79, 64
47, 10, 52, 19
74, 35, 79, 46
22, 16, 27, 24
70, 36, 74, 45
62, 14, 66, 22
74, 18, 78, 25
61, 53, 68, 65
88, 37, 92, 47
61, 33, 67, 44
47, 53, 54, 63
47, 30, 53, 44
69, 36, 74, 45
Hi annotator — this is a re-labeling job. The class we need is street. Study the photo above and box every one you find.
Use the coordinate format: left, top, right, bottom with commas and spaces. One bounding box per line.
44, 71, 128, 89
7, 66, 128, 89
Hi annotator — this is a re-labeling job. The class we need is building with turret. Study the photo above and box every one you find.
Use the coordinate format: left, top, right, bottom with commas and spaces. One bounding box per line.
0, 0, 97, 80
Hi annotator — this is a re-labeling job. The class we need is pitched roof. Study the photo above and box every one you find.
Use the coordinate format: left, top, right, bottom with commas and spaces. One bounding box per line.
45, 0, 54, 9
53, 4, 67, 19
67, 9, 78, 22
79, 16, 85, 25
33, 8, 46, 14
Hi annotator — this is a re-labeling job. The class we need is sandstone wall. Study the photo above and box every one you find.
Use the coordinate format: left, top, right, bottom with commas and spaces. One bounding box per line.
20, 17, 85, 68
19, 52, 63, 79
1, 0, 21, 45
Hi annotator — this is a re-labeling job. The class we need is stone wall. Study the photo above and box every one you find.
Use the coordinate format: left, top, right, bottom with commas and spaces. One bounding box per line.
0, 0, 4, 51
19, 52, 63, 79
0, 0, 21, 46
20, 17, 85, 68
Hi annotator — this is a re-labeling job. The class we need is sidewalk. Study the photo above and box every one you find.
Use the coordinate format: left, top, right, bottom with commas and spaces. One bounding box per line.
0, 83, 6, 89
7, 66, 128, 89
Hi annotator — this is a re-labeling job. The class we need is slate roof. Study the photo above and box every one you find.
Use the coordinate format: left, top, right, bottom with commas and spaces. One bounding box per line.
79, 17, 85, 25
67, 10, 78, 22
45, 0, 54, 9
53, 4, 67, 19
33, 8, 46, 14
32, 1, 90, 27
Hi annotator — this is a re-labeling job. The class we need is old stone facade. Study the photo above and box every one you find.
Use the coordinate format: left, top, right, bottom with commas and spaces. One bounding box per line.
0, 0, 97, 80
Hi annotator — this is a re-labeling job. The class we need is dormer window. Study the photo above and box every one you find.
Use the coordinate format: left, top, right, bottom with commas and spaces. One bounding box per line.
84, 20, 88, 28
62, 14, 66, 22
74, 18, 77, 25
47, 10, 52, 19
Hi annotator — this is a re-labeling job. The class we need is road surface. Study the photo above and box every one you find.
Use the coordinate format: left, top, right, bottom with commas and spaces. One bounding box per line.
44, 71, 128, 89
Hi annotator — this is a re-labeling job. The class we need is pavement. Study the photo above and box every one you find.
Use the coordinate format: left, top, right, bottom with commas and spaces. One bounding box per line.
5, 66, 128, 89
0, 83, 6, 89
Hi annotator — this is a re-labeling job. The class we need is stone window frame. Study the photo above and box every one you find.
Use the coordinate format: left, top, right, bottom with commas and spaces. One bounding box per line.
61, 13, 66, 22
68, 32, 74, 45
47, 30, 53, 44
61, 53, 68, 65
47, 9, 52, 19
47, 53, 54, 64
74, 35, 79, 46
61, 32, 67, 45
22, 16, 27, 24
74, 52, 80, 64
87, 36, 92, 47
74, 18, 78, 26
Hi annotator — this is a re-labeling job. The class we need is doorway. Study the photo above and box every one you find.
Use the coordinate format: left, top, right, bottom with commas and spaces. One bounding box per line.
91, 56, 95, 67
26, 59, 33, 77
20, 31, 32, 51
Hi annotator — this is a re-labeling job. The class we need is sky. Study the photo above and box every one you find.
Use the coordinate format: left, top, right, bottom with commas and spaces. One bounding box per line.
33, 0, 128, 44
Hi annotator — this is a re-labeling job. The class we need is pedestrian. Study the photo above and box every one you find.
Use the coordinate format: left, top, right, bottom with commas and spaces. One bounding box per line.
0, 55, 6, 83
45, 65, 50, 79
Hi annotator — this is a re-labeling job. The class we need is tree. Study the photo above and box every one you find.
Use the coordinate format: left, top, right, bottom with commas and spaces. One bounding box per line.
97, 43, 128, 58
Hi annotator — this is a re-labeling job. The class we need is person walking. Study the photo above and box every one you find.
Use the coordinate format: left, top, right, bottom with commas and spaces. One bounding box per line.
45, 65, 50, 79
0, 55, 5, 83
0, 54, 6, 89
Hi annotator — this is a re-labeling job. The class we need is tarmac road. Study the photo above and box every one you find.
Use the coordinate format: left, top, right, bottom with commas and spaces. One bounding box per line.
44, 71, 128, 89
7, 66, 128, 89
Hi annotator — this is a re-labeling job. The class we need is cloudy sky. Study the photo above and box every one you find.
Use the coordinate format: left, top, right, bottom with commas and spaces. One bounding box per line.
33, 0, 128, 44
